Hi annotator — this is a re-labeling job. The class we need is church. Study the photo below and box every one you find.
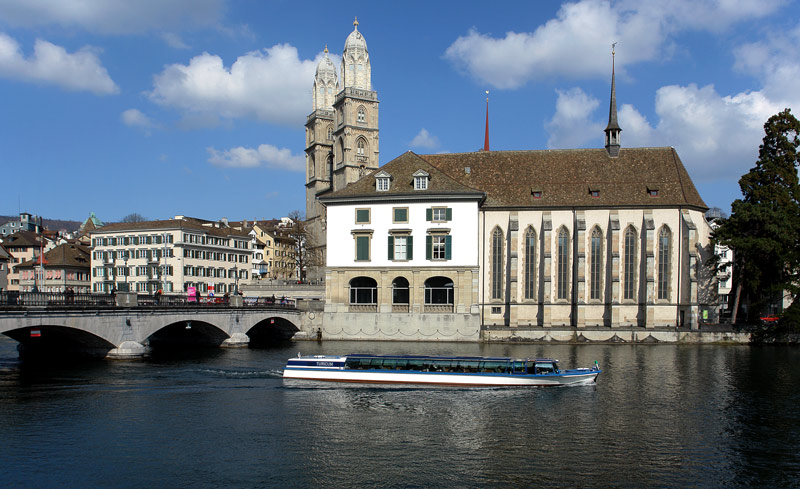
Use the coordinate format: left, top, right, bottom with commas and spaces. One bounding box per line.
305, 21, 714, 340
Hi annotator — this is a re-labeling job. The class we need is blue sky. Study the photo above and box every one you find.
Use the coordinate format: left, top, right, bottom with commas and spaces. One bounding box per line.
1, 0, 798, 223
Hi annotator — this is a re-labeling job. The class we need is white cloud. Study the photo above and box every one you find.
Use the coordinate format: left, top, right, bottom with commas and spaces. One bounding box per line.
207, 144, 304, 172
161, 33, 190, 50
410, 128, 440, 149
121, 108, 157, 134
0, 0, 224, 35
0, 33, 118, 95
733, 23, 800, 109
444, 0, 783, 88
148, 44, 323, 127
546, 88, 604, 148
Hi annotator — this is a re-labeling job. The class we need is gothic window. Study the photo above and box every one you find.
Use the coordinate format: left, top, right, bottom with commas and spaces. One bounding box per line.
590, 227, 603, 300
308, 154, 315, 180
524, 227, 536, 300
357, 137, 367, 156
357, 107, 366, 123
491, 227, 503, 300
327, 125, 333, 141
326, 155, 333, 180
557, 228, 570, 300
624, 227, 637, 300
658, 226, 671, 300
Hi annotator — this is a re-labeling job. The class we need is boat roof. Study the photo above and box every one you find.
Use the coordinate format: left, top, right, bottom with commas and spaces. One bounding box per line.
344, 354, 557, 362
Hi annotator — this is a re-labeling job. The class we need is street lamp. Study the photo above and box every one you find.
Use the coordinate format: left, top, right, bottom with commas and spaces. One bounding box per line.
233, 263, 239, 295
124, 252, 129, 291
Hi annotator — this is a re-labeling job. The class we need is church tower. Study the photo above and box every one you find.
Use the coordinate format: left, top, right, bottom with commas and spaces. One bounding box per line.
331, 17, 380, 190
304, 19, 380, 280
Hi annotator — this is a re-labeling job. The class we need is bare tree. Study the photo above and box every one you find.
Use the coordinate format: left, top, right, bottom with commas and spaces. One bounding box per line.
120, 213, 148, 223
285, 210, 322, 282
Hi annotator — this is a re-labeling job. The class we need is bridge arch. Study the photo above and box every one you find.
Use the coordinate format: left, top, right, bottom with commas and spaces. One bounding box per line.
246, 316, 300, 346
3, 325, 116, 359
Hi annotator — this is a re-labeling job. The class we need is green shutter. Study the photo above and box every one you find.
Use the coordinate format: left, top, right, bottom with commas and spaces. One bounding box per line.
426, 208, 432, 221
426, 236, 432, 260
407, 236, 413, 259
445, 235, 452, 260
445, 208, 452, 221
356, 209, 369, 223
356, 236, 369, 261
388, 235, 394, 260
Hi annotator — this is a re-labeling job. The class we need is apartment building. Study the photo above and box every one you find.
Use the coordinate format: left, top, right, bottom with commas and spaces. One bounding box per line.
89, 216, 251, 294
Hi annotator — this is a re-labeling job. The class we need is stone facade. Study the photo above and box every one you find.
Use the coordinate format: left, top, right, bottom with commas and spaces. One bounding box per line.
306, 19, 379, 281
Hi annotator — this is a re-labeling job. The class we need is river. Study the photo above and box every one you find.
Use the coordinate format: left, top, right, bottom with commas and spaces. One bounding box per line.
0, 336, 798, 488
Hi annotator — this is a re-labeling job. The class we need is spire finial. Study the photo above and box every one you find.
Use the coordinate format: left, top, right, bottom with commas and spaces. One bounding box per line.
324, 44, 328, 54
354, 16, 359, 29
483, 90, 490, 152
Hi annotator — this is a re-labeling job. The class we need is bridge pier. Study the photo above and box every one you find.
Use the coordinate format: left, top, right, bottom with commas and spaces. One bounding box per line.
221, 332, 249, 348
107, 341, 148, 359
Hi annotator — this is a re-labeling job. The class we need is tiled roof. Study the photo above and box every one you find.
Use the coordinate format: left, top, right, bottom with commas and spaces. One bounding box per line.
91, 218, 250, 238
320, 151, 485, 202
1, 230, 48, 248
419, 147, 707, 210
17, 243, 90, 269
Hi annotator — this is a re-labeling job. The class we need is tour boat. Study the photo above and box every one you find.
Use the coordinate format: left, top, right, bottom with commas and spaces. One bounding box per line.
282, 354, 601, 386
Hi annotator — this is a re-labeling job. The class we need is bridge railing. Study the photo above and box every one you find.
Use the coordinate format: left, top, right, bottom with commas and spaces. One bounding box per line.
0, 291, 297, 310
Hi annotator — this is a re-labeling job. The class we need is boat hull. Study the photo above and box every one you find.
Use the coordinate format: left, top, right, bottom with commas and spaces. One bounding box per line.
282, 368, 599, 386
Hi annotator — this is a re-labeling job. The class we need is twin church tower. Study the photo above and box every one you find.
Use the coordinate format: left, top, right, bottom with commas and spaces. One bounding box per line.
304, 19, 379, 274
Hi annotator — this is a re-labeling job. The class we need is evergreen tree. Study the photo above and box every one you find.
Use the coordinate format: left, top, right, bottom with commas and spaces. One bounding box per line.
713, 109, 800, 322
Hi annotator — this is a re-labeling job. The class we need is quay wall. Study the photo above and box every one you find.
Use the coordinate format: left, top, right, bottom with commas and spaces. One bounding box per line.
481, 328, 752, 344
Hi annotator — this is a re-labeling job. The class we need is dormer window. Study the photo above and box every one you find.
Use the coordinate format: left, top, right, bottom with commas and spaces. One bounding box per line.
647, 186, 659, 197
377, 178, 389, 191
413, 170, 430, 190
588, 186, 600, 198
531, 189, 542, 199
374, 170, 391, 192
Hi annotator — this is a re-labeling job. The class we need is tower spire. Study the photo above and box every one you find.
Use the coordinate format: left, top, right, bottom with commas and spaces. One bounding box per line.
483, 90, 490, 151
604, 42, 621, 157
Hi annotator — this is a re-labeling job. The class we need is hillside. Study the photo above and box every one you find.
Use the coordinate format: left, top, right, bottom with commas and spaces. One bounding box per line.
0, 215, 82, 233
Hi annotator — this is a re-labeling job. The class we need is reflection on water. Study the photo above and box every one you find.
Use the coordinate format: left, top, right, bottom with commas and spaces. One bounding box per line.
0, 337, 798, 488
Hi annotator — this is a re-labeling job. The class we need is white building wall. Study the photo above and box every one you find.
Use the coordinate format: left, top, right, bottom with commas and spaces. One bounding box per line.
327, 200, 479, 268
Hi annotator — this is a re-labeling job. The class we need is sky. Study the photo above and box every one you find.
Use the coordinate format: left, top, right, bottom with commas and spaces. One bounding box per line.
1, 0, 798, 223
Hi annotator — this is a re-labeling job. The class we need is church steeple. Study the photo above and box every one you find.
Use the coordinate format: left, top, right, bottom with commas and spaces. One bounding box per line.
604, 43, 621, 157
483, 90, 490, 151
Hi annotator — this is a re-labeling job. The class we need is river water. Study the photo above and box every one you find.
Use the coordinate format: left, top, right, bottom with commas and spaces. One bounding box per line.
0, 336, 798, 488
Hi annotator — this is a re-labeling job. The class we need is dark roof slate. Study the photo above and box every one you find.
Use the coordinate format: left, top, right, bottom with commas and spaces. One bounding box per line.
17, 243, 90, 269
419, 147, 707, 210
91, 218, 250, 238
320, 151, 484, 202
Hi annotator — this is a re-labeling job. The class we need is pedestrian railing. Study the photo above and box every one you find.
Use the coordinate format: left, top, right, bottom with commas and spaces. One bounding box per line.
0, 291, 296, 310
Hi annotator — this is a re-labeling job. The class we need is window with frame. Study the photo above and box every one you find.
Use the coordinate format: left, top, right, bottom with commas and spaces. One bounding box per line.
524, 227, 536, 299
590, 228, 603, 300
426, 207, 452, 222
355, 208, 370, 224
388, 234, 412, 261
426, 234, 451, 261
491, 227, 504, 300
658, 227, 671, 300
557, 228, 570, 300
393, 207, 408, 223
624, 227, 637, 300
356, 137, 367, 156
414, 175, 428, 190
357, 107, 366, 123
376, 177, 389, 191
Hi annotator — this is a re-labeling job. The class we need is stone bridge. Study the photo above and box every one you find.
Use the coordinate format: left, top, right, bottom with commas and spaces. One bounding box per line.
0, 304, 310, 359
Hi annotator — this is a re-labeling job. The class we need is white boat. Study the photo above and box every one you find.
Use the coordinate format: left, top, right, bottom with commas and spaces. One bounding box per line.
283, 354, 601, 386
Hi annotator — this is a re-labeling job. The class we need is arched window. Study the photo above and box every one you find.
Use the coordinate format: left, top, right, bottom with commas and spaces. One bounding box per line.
356, 137, 367, 156
357, 106, 366, 123
349, 276, 377, 304
658, 226, 671, 300
557, 228, 570, 300
624, 226, 637, 300
392, 276, 409, 305
491, 227, 503, 300
338, 138, 345, 166
524, 227, 536, 299
425, 276, 453, 305
327, 125, 333, 141
307, 154, 315, 180
326, 155, 333, 181
590, 227, 603, 300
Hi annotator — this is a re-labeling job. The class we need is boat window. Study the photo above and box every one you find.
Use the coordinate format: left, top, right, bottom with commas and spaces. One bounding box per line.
535, 362, 556, 374
512, 361, 525, 374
